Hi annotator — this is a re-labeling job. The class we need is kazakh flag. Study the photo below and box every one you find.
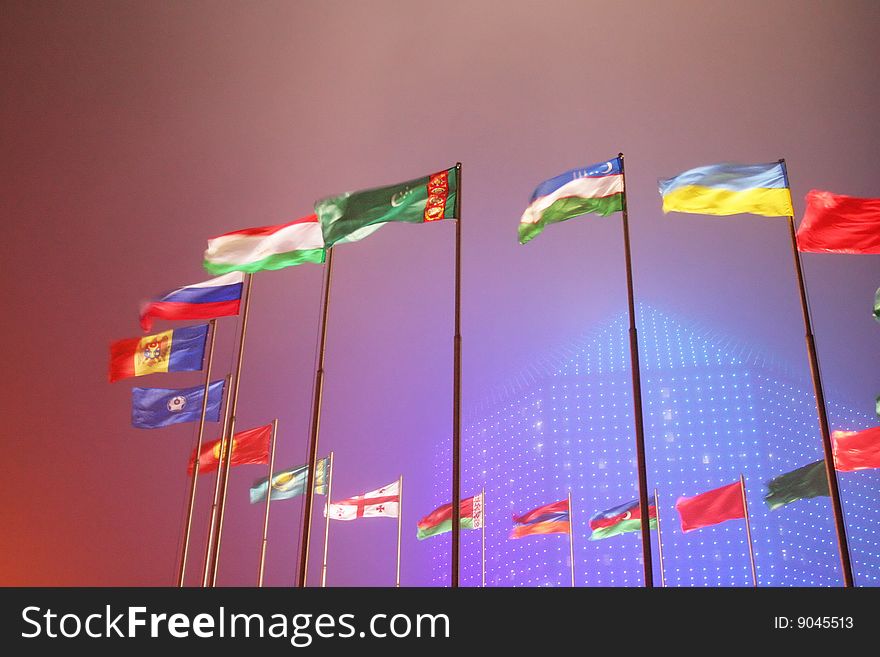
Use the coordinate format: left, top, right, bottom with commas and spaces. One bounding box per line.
249, 457, 330, 503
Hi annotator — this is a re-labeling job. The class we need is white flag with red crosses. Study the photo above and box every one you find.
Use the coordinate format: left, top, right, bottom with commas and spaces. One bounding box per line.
325, 480, 400, 521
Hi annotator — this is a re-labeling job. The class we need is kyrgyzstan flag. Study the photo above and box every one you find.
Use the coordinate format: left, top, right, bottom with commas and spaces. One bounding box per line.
326, 480, 400, 521
675, 481, 745, 533
188, 424, 272, 475
832, 427, 880, 471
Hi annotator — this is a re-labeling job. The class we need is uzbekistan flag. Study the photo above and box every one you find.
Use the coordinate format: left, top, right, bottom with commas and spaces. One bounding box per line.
796, 190, 880, 254
658, 161, 794, 218
109, 324, 207, 382
510, 499, 570, 538
589, 499, 657, 541
326, 480, 400, 521
139, 272, 243, 332
832, 427, 880, 472
675, 481, 745, 533
519, 157, 623, 245
416, 493, 484, 540
188, 424, 272, 475
203, 214, 326, 275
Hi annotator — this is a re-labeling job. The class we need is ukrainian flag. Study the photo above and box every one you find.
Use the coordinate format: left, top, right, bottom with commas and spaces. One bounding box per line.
658, 162, 794, 217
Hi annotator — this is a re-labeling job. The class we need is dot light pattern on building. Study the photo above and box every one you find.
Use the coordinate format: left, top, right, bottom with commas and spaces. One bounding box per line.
431, 306, 879, 587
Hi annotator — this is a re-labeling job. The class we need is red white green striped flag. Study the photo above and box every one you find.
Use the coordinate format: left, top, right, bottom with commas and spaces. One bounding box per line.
416, 493, 483, 540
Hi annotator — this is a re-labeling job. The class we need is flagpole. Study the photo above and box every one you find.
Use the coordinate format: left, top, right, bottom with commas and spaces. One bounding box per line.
176, 319, 217, 587
257, 418, 278, 587
201, 372, 233, 587
653, 488, 666, 588
208, 272, 255, 586
320, 451, 335, 588
299, 248, 334, 587
781, 159, 854, 588
451, 162, 463, 588
739, 474, 757, 587
481, 487, 486, 588
396, 474, 403, 587
566, 489, 575, 587
618, 153, 653, 587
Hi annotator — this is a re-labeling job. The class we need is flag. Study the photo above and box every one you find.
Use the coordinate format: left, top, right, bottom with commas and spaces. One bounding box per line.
248, 457, 330, 503
832, 427, 880, 471
416, 493, 484, 540
675, 481, 745, 532
658, 162, 793, 217
203, 214, 326, 275
189, 424, 272, 475
518, 157, 623, 245
326, 480, 400, 520
796, 190, 880, 254
510, 499, 570, 538
876, 395, 880, 420
131, 380, 224, 429
874, 287, 880, 323
315, 167, 457, 248
109, 324, 207, 383
763, 460, 829, 510
139, 272, 243, 332
588, 498, 657, 540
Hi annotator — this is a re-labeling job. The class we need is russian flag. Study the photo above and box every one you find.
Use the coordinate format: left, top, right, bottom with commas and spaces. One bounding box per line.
139, 272, 243, 331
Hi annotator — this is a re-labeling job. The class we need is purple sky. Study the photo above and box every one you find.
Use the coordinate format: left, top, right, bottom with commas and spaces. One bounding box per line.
2, 0, 878, 585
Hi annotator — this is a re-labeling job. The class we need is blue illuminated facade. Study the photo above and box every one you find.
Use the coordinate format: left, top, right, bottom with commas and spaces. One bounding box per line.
431, 306, 880, 586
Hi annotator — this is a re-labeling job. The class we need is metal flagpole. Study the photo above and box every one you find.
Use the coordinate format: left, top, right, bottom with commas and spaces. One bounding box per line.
618, 153, 654, 587
320, 451, 335, 588
653, 488, 666, 588
568, 489, 575, 587
740, 474, 757, 588
177, 318, 218, 587
299, 248, 334, 587
257, 419, 278, 587
208, 272, 255, 586
781, 159, 854, 588
451, 162, 463, 588
396, 474, 403, 587
201, 372, 233, 587
480, 487, 486, 588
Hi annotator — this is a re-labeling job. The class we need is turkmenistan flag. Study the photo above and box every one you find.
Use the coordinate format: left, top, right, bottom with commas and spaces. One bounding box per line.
416, 493, 483, 540
763, 460, 828, 510
589, 498, 657, 540
315, 167, 458, 248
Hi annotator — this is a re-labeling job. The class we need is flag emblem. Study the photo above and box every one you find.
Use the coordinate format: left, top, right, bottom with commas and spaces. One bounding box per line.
138, 335, 170, 370
271, 471, 297, 491
213, 438, 238, 461
424, 171, 450, 221
167, 396, 186, 412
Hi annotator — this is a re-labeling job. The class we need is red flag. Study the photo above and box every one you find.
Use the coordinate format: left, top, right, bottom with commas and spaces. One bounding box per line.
510, 499, 570, 538
188, 424, 271, 475
675, 481, 745, 533
832, 427, 880, 471
796, 190, 880, 254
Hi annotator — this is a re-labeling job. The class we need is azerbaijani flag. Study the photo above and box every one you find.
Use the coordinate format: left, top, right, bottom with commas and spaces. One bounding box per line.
658, 162, 794, 217
109, 324, 207, 382
416, 493, 484, 540
518, 157, 623, 245
139, 273, 243, 332
203, 214, 326, 275
189, 424, 272, 475
832, 427, 880, 471
589, 499, 657, 540
796, 190, 880, 254
510, 499, 570, 538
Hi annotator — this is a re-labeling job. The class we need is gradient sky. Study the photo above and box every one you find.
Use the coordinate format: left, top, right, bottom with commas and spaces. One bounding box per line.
2, 0, 879, 586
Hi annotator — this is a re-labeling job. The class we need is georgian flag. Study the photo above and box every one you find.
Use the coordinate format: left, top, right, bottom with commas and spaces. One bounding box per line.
325, 480, 400, 521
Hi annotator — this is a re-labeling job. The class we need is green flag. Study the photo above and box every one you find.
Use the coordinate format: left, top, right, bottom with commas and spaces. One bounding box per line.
874, 286, 880, 323
763, 460, 829, 511
315, 167, 458, 248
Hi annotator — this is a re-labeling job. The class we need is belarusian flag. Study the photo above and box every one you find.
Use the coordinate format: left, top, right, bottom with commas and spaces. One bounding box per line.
519, 157, 623, 245
832, 427, 880, 471
315, 167, 458, 248
589, 498, 657, 540
416, 494, 483, 540
203, 214, 325, 274
763, 460, 829, 510
326, 480, 400, 521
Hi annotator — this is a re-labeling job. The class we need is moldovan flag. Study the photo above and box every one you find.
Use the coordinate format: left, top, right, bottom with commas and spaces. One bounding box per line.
832, 427, 880, 471
519, 157, 624, 245
131, 380, 224, 429
139, 272, 243, 332
203, 214, 326, 275
675, 481, 745, 533
189, 424, 272, 475
326, 480, 400, 521
510, 499, 570, 538
416, 494, 484, 540
109, 324, 207, 382
796, 190, 880, 254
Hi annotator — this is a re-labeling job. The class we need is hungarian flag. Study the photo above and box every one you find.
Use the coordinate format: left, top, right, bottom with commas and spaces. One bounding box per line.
189, 424, 272, 475
416, 494, 483, 540
510, 499, 570, 539
519, 157, 623, 245
832, 427, 880, 471
315, 167, 458, 248
139, 272, 243, 332
203, 214, 326, 274
796, 190, 880, 254
326, 480, 400, 520
109, 324, 207, 382
675, 481, 745, 533
763, 460, 829, 510
589, 498, 657, 540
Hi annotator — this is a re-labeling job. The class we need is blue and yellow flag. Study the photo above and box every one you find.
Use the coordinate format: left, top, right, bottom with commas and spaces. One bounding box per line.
249, 456, 330, 504
109, 324, 207, 382
658, 162, 793, 217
